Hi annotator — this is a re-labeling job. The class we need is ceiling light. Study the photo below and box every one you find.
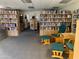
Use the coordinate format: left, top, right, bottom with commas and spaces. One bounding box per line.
60, 0, 72, 3
0, 5, 6, 8
28, 6, 34, 9
21, 0, 32, 3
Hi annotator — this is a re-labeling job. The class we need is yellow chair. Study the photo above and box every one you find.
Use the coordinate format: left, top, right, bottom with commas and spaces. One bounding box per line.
41, 39, 50, 45
51, 42, 64, 59
54, 37, 63, 43
51, 23, 66, 43
68, 50, 73, 59
40, 35, 50, 45
51, 50, 64, 59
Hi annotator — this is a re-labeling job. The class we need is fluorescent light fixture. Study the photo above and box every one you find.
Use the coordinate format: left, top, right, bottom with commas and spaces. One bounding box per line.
21, 0, 32, 3
28, 6, 34, 9
60, 0, 72, 3
0, 5, 11, 9
0, 5, 6, 8
51, 0, 62, 3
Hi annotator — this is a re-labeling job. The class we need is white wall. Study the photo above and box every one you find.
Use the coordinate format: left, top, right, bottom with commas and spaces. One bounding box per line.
24, 11, 41, 22
62, 1, 79, 11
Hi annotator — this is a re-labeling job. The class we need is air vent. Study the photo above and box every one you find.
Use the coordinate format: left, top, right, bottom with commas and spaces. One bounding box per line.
28, 6, 34, 9
21, 0, 32, 3
60, 0, 72, 3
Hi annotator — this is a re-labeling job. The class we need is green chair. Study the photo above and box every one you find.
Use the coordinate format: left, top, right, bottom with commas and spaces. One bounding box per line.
40, 35, 50, 45
66, 40, 74, 50
51, 42, 64, 51
51, 23, 66, 38
51, 42, 64, 59
51, 23, 66, 43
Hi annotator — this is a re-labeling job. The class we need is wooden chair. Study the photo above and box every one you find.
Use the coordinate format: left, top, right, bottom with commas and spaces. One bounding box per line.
51, 51, 63, 59
40, 35, 50, 45
51, 42, 64, 59
51, 23, 66, 43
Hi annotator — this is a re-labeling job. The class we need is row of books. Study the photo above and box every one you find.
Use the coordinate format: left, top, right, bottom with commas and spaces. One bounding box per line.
0, 19, 17, 23
72, 9, 79, 33
73, 9, 79, 14
0, 23, 16, 27
40, 23, 71, 26
40, 26, 71, 30
0, 27, 16, 30
0, 15, 17, 18
41, 10, 71, 14
40, 14, 72, 18
40, 19, 71, 22
0, 10, 18, 14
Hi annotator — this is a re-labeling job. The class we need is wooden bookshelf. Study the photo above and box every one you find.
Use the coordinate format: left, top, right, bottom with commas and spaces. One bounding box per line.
0, 9, 21, 36
30, 18, 38, 30
0, 29, 7, 40
40, 10, 72, 36
72, 9, 79, 33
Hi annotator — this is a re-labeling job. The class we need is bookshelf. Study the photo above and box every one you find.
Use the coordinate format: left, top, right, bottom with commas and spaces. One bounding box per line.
30, 19, 38, 30
20, 15, 25, 31
72, 9, 79, 33
0, 9, 21, 36
0, 29, 7, 40
40, 10, 72, 36
30, 16, 38, 30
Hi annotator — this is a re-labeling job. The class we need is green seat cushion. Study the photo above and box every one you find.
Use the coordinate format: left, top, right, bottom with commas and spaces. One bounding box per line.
51, 42, 64, 51
66, 42, 74, 50
51, 34, 60, 38
40, 35, 50, 40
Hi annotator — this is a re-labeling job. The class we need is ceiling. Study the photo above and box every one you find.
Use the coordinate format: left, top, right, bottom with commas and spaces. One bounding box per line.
0, 0, 78, 10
